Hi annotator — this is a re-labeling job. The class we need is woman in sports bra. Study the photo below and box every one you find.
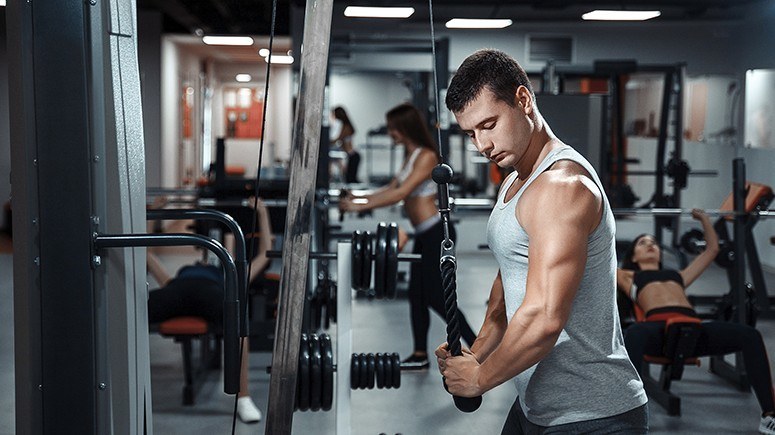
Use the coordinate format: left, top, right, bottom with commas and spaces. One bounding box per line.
618, 209, 775, 433
339, 103, 477, 369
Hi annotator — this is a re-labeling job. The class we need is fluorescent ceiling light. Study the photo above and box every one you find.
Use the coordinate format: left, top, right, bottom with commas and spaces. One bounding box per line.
446, 18, 513, 29
264, 55, 294, 65
258, 48, 270, 57
202, 35, 254, 46
344, 6, 415, 18
235, 74, 252, 83
582, 10, 661, 21
0, 0, 6, 7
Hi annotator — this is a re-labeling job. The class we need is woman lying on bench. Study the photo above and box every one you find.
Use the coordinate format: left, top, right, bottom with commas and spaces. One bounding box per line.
617, 209, 775, 434
146, 198, 274, 424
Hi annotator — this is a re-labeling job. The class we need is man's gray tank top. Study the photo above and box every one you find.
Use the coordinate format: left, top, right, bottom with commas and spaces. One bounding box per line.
487, 145, 647, 427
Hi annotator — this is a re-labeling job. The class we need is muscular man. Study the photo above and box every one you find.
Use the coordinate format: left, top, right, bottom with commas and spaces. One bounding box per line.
436, 49, 648, 433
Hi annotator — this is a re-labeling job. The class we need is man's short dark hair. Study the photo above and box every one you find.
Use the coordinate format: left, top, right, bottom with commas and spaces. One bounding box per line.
446, 49, 535, 113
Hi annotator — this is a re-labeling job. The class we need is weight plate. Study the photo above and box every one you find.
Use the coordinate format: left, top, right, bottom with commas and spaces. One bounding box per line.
352, 231, 364, 291
366, 353, 376, 389
359, 353, 369, 390
362, 231, 373, 291
309, 334, 322, 411
374, 223, 387, 299
350, 353, 360, 390
391, 353, 401, 389
298, 334, 310, 411
385, 223, 399, 299
375, 352, 385, 389
328, 280, 337, 325
321, 334, 334, 411
383, 353, 393, 389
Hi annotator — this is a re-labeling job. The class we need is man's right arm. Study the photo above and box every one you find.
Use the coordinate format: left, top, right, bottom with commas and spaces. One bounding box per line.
470, 271, 508, 362
436, 271, 507, 367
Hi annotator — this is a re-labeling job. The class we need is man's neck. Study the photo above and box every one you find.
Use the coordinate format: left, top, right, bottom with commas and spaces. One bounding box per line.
515, 117, 560, 180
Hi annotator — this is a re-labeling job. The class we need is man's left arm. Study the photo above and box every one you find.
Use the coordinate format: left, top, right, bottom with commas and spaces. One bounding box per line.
443, 171, 602, 396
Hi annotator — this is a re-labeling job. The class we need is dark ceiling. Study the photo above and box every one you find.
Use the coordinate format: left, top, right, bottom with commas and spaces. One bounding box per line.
137, 0, 767, 37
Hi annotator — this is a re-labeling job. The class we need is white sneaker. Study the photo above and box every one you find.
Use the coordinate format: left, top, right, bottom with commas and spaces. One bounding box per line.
237, 396, 262, 424
760, 415, 775, 434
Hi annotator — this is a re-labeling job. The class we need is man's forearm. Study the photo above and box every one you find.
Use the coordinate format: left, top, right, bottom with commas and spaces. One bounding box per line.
470, 313, 506, 362
477, 307, 560, 392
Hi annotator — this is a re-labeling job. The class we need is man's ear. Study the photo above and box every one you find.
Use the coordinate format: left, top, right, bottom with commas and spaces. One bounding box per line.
516, 86, 533, 114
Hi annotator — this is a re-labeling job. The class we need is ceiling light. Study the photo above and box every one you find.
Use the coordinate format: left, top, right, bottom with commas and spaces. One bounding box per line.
264, 55, 294, 65
0, 0, 6, 6
446, 18, 513, 29
235, 74, 252, 83
344, 6, 415, 18
258, 48, 270, 57
582, 10, 661, 21
202, 35, 254, 46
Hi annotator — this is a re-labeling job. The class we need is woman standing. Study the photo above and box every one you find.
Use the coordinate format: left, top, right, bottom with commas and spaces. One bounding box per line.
340, 103, 477, 369
331, 106, 360, 183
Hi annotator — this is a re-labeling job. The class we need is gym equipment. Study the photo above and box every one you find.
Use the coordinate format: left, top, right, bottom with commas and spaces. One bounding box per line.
94, 233, 241, 395
294, 333, 404, 412
613, 208, 773, 218
433, 164, 483, 413
641, 314, 703, 416
426, 0, 482, 413
267, 223, 419, 303
265, 1, 334, 431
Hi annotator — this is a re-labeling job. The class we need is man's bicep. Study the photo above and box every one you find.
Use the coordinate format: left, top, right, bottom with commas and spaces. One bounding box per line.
521, 188, 596, 322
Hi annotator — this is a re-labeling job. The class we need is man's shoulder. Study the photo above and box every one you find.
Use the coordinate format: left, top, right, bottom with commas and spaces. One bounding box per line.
519, 165, 602, 228
530, 164, 600, 200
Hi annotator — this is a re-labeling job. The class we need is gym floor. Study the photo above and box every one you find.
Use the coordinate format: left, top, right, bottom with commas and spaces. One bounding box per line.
0, 209, 773, 434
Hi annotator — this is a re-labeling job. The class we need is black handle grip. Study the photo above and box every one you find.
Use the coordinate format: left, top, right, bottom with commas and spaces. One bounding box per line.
442, 377, 482, 412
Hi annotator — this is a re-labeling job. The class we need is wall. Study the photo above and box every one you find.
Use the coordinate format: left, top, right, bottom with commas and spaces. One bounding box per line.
735, 3, 775, 271
0, 10, 9, 230
210, 62, 294, 171
138, 10, 162, 188
328, 71, 413, 182
160, 37, 202, 187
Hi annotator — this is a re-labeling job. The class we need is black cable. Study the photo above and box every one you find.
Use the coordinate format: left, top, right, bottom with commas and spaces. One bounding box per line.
428, 0, 482, 413
230, 0, 278, 431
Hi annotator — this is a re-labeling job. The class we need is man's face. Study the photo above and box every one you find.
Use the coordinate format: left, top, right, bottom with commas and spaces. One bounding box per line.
453, 87, 532, 169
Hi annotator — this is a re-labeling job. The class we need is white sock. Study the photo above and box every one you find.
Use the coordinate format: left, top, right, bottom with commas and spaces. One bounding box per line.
237, 396, 262, 423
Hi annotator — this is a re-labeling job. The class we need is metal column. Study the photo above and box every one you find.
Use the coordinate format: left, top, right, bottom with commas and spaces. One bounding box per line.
265, 0, 333, 433
8, 0, 150, 433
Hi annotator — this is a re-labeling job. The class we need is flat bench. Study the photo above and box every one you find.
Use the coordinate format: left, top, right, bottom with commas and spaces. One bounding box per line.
156, 316, 221, 406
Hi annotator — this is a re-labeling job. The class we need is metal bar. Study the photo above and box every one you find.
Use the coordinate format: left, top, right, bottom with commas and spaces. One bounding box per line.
266, 0, 334, 432
746, 224, 770, 311
266, 250, 422, 262
336, 242, 352, 435
653, 70, 674, 243
732, 159, 747, 326
146, 187, 199, 196
625, 170, 718, 177
94, 233, 241, 395
612, 208, 775, 217
146, 208, 250, 336
670, 64, 686, 251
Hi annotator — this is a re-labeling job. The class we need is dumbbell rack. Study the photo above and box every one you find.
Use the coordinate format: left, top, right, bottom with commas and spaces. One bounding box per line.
333, 240, 401, 433
336, 241, 354, 435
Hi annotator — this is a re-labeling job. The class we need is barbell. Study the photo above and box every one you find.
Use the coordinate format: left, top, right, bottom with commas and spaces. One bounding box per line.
677, 229, 737, 269
613, 208, 774, 218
